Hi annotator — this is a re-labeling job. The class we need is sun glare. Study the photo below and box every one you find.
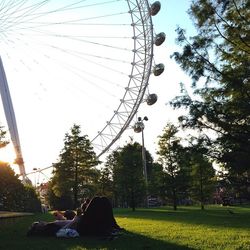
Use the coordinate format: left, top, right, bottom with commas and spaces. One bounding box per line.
0, 146, 15, 164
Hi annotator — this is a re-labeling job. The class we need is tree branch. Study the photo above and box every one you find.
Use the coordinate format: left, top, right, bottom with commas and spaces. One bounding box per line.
214, 22, 250, 54
232, 0, 250, 24
182, 33, 224, 77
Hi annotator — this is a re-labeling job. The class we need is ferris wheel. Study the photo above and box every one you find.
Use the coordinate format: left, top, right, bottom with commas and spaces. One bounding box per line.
0, 0, 165, 181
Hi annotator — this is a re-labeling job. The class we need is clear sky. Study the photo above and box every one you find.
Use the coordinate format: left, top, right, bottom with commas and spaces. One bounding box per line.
0, 0, 194, 185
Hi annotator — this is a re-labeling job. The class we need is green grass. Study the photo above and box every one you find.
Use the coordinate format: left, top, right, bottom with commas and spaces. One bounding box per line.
0, 205, 249, 250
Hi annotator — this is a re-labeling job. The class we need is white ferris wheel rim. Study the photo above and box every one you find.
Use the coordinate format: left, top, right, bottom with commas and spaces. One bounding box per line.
91, 0, 154, 157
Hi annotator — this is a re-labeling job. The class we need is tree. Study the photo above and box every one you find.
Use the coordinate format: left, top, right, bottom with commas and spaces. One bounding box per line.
187, 136, 216, 209
96, 165, 113, 200
117, 142, 146, 210
47, 178, 74, 210
0, 126, 40, 212
148, 162, 166, 201
22, 185, 42, 212
157, 123, 190, 210
107, 142, 152, 210
0, 162, 23, 211
170, 0, 250, 199
103, 150, 120, 207
50, 124, 100, 209
0, 162, 41, 212
0, 125, 9, 149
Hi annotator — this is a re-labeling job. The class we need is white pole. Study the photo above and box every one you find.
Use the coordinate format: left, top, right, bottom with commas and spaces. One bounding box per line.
0, 56, 27, 181
141, 127, 148, 185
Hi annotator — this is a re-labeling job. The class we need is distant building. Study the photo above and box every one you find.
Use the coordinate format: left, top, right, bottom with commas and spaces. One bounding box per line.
37, 182, 49, 210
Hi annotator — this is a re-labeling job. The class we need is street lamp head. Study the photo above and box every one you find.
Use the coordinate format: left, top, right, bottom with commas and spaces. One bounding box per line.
137, 116, 148, 121
134, 120, 145, 133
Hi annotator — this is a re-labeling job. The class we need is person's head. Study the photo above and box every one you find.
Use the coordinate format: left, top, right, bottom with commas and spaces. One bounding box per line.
53, 211, 59, 216
53, 211, 65, 220
63, 210, 76, 220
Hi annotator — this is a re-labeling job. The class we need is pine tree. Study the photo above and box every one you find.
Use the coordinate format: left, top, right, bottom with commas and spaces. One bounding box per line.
51, 124, 100, 208
157, 123, 190, 210
187, 136, 216, 209
106, 142, 152, 210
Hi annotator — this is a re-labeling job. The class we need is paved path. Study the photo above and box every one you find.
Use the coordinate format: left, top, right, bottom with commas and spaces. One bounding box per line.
0, 211, 33, 218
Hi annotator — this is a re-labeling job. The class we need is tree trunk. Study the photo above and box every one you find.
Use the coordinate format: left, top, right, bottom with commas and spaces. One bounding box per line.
74, 163, 78, 209
173, 188, 177, 210
199, 166, 204, 210
131, 191, 135, 211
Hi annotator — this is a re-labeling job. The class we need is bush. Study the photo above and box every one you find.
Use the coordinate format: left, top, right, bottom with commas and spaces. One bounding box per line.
0, 162, 41, 212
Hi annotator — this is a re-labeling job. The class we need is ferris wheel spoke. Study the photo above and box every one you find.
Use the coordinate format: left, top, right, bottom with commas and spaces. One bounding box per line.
0, 0, 166, 180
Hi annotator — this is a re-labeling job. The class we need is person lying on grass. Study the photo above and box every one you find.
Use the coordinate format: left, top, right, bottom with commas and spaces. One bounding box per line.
53, 209, 76, 220
27, 196, 123, 238
53, 210, 67, 220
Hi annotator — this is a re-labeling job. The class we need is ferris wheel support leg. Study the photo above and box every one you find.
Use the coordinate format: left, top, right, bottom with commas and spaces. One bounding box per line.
0, 56, 28, 182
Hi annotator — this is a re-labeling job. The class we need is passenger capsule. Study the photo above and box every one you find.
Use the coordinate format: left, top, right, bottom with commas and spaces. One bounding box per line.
150, 1, 161, 16
154, 32, 166, 46
146, 94, 158, 105
153, 63, 165, 76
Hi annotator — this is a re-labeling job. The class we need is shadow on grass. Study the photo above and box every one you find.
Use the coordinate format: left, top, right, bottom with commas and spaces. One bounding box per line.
0, 215, 193, 250
1, 206, 249, 249
114, 205, 250, 230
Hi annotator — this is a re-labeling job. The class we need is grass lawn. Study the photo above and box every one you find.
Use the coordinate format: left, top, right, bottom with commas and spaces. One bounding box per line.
0, 205, 249, 250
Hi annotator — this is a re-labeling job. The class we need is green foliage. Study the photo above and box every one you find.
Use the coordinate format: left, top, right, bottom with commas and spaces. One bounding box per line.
22, 185, 42, 212
170, 0, 250, 199
157, 123, 190, 210
96, 165, 113, 200
0, 125, 9, 149
148, 162, 166, 200
105, 142, 153, 210
117, 143, 147, 210
47, 179, 73, 210
0, 162, 41, 212
48, 124, 100, 209
103, 150, 120, 206
157, 124, 183, 176
186, 136, 216, 209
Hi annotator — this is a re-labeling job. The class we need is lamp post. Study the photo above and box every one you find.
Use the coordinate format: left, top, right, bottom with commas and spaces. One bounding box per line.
33, 167, 40, 188
33, 168, 37, 187
134, 116, 148, 185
